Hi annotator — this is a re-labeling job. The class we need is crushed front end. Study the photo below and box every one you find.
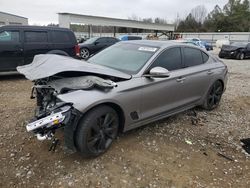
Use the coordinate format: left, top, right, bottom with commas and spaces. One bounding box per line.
25, 75, 117, 152
27, 80, 82, 152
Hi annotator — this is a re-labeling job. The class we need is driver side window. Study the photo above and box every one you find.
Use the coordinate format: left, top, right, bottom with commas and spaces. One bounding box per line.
150, 47, 182, 71
0, 30, 20, 42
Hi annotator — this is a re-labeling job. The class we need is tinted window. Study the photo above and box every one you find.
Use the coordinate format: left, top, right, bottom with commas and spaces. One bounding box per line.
96, 38, 107, 44
24, 31, 48, 43
0, 31, 19, 42
51, 31, 71, 43
128, 36, 142, 40
151, 47, 182, 71
106, 38, 117, 43
183, 48, 203, 67
202, 52, 209, 63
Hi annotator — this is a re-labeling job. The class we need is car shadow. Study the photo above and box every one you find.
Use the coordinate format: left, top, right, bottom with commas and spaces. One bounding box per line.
0, 74, 26, 81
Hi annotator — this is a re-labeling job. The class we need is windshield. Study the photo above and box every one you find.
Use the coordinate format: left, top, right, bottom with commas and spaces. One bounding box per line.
83, 37, 98, 44
231, 42, 248, 47
88, 43, 158, 74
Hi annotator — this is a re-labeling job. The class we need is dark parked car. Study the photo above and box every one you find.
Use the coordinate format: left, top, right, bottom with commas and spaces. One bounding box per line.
18, 40, 228, 157
79, 37, 119, 59
0, 25, 79, 73
118, 35, 142, 41
219, 42, 250, 60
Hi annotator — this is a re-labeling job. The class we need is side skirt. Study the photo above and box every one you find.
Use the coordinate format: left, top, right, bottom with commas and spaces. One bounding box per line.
123, 103, 197, 132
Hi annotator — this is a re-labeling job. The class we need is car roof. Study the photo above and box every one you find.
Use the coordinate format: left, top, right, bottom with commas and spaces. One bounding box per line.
0, 25, 72, 32
95, 36, 117, 39
122, 40, 187, 48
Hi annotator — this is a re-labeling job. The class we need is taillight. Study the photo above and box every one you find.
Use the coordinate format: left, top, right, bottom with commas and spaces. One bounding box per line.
75, 45, 80, 57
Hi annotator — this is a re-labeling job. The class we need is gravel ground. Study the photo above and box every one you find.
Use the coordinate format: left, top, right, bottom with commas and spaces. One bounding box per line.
0, 52, 250, 187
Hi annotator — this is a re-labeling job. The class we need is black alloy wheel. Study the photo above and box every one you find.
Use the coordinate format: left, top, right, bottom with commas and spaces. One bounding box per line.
75, 105, 119, 157
203, 81, 223, 110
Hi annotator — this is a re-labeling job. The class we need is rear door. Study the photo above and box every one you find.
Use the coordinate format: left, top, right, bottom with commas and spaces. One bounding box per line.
51, 30, 76, 57
0, 29, 23, 71
94, 37, 108, 52
23, 30, 51, 65
180, 47, 212, 104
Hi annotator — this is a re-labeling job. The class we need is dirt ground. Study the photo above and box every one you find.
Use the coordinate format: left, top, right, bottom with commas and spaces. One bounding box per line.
0, 52, 250, 188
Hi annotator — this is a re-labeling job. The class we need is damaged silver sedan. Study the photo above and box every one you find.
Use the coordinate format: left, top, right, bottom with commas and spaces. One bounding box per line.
17, 41, 228, 157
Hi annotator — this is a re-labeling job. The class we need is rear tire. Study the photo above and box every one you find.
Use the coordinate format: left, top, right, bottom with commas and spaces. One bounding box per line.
75, 105, 119, 157
80, 48, 90, 59
202, 81, 223, 110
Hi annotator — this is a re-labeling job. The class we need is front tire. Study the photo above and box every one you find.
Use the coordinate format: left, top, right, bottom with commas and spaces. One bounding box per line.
239, 52, 245, 60
218, 52, 224, 58
75, 105, 119, 157
202, 81, 223, 110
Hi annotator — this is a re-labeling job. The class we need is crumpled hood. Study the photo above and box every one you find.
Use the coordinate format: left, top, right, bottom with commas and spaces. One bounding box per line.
17, 54, 131, 81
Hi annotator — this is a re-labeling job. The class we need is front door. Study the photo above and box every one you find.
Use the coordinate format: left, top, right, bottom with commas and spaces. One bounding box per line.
0, 30, 23, 72
93, 37, 108, 52
140, 47, 186, 120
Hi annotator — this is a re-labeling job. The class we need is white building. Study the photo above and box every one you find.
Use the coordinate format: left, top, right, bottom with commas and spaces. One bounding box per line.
0, 11, 28, 26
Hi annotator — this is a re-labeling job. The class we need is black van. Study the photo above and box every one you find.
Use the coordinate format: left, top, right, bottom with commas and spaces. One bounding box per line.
0, 25, 80, 73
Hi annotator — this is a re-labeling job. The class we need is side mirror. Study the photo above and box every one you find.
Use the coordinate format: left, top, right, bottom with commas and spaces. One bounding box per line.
145, 67, 170, 78
94, 41, 99, 45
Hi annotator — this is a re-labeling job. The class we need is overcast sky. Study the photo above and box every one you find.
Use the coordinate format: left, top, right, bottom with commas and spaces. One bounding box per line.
1, 0, 228, 25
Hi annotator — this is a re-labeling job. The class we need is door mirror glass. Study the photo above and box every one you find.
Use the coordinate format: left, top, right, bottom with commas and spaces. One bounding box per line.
147, 67, 170, 78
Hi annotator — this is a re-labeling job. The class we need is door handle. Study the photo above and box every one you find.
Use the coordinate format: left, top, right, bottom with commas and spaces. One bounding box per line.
176, 77, 186, 82
207, 70, 214, 75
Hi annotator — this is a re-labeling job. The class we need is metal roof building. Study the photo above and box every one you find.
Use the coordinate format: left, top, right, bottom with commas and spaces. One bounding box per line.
0, 11, 28, 26
58, 13, 175, 37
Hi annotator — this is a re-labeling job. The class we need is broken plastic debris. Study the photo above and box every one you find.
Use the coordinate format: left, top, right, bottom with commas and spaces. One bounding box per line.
240, 138, 250, 154
185, 139, 193, 145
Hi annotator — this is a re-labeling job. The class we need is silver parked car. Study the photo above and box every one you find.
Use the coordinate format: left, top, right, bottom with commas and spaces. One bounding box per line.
17, 40, 228, 157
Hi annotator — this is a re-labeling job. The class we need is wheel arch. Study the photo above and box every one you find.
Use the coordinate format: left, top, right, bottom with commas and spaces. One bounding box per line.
217, 79, 225, 91
46, 50, 69, 56
77, 102, 126, 133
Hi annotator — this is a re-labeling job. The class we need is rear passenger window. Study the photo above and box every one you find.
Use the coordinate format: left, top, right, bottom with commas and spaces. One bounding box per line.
51, 31, 71, 43
0, 31, 19, 42
202, 52, 209, 63
25, 31, 48, 43
107, 38, 117, 43
96, 38, 107, 43
128, 36, 142, 40
183, 47, 203, 67
151, 47, 182, 71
